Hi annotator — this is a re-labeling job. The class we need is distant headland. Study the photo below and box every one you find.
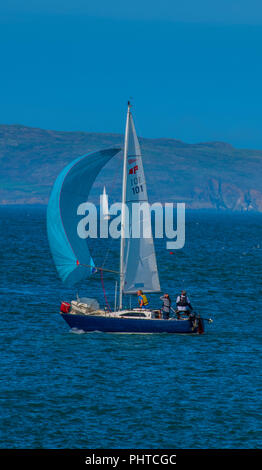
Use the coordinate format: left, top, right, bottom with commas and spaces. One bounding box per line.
1, 124, 262, 211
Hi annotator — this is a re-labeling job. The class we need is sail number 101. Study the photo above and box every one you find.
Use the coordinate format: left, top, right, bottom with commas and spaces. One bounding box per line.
132, 185, 143, 194
130, 176, 143, 195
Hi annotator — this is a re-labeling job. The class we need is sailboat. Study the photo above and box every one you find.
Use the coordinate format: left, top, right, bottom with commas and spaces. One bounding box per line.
102, 186, 110, 220
47, 102, 205, 334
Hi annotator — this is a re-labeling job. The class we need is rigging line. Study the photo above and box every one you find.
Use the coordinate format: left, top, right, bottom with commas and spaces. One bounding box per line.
91, 152, 121, 311
78, 262, 119, 274
100, 268, 112, 312
100, 151, 122, 270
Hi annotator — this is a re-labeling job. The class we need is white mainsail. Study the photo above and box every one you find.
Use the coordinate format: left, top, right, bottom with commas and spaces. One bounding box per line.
119, 103, 160, 307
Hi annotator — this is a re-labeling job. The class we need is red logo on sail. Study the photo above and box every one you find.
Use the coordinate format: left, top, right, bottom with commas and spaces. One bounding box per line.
129, 165, 138, 175
128, 158, 137, 165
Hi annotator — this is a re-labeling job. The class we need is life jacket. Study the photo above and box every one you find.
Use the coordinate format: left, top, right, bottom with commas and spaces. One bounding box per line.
140, 294, 149, 306
177, 295, 188, 307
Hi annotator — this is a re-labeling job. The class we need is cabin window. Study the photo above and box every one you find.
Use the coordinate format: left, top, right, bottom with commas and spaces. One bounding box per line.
120, 312, 146, 318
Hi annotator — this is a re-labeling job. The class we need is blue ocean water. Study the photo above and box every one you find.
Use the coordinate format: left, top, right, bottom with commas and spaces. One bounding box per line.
0, 206, 262, 449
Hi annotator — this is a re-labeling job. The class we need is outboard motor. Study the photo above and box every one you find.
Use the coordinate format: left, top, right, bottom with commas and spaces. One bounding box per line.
197, 316, 204, 334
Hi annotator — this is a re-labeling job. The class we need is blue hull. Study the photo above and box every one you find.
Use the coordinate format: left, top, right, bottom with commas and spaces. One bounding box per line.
61, 313, 204, 334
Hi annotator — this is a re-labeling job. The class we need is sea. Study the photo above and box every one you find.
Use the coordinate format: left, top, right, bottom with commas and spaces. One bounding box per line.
0, 205, 262, 449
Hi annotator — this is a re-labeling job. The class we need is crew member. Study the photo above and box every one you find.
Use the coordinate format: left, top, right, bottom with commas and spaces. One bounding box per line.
137, 290, 149, 309
176, 290, 193, 315
160, 294, 171, 319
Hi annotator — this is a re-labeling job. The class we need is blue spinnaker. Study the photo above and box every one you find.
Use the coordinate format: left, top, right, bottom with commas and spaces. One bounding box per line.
47, 148, 120, 286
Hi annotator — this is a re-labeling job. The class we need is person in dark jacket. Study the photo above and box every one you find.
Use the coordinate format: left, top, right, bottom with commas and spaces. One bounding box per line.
176, 290, 193, 315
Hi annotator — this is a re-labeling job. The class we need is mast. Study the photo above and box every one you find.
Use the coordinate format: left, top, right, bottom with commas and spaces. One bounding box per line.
119, 101, 131, 309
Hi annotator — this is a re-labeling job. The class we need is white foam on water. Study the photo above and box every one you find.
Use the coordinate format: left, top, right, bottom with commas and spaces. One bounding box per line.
70, 328, 86, 335
69, 328, 106, 335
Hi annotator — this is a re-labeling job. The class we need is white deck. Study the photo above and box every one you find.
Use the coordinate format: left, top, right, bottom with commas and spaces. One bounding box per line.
68, 301, 190, 321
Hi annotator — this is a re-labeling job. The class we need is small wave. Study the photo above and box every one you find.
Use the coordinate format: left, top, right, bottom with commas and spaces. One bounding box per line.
70, 328, 107, 335
70, 328, 86, 335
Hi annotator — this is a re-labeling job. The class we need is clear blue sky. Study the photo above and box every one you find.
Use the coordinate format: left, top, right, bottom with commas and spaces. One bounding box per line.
1, 1, 262, 148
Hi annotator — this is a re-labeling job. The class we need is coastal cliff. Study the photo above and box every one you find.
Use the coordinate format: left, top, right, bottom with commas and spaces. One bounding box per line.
1, 124, 262, 211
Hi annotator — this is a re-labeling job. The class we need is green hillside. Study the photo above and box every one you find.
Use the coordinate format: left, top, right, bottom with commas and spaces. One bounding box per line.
0, 124, 262, 211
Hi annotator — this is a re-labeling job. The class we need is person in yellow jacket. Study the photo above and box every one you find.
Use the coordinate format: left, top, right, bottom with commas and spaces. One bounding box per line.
137, 290, 149, 309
